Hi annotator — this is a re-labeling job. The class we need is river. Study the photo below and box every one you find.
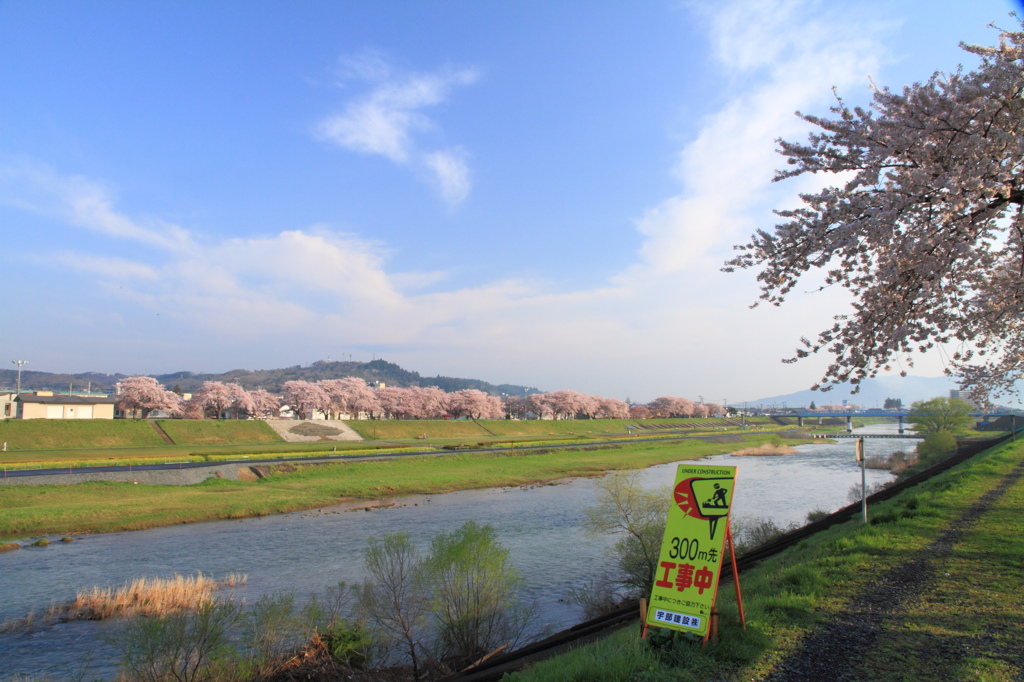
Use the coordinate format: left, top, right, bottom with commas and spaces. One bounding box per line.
0, 425, 910, 679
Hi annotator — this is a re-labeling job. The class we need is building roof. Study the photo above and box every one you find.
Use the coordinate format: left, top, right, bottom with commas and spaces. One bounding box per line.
15, 394, 116, 405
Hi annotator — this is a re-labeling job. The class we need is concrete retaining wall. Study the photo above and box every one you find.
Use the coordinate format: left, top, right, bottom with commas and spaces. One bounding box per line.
0, 463, 250, 486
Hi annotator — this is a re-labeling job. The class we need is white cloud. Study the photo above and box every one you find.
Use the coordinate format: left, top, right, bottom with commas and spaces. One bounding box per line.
315, 56, 478, 206
423, 148, 471, 206
0, 163, 193, 251
630, 0, 882, 278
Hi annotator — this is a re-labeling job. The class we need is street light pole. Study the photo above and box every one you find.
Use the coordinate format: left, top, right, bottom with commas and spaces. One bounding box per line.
11, 360, 28, 395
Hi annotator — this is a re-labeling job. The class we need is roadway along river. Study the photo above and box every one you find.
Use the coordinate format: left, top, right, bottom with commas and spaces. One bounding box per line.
0, 425, 907, 680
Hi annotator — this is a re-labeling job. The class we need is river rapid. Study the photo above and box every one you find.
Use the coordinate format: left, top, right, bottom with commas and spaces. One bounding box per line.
0, 425, 910, 679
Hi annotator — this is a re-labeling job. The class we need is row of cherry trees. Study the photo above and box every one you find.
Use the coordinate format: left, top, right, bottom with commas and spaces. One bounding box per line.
114, 376, 725, 421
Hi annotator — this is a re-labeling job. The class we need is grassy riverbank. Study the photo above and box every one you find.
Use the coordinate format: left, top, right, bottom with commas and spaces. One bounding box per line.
0, 434, 794, 541
345, 417, 776, 441
510, 438, 1024, 681
0, 417, 786, 470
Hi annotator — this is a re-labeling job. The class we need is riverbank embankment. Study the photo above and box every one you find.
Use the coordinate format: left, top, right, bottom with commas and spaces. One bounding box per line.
503, 436, 1024, 682
0, 437, 798, 540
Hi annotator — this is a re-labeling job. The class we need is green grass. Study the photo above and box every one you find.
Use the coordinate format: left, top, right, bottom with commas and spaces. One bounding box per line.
0, 435, 788, 540
344, 419, 492, 440
509, 437, 1024, 681
0, 419, 166, 450
0, 418, 288, 453
345, 417, 776, 441
0, 417, 791, 470
0, 437, 430, 470
154, 420, 282, 445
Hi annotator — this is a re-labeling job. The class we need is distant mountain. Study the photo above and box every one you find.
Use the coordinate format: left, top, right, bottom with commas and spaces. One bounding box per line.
744, 375, 960, 410
0, 369, 123, 394
0, 360, 540, 397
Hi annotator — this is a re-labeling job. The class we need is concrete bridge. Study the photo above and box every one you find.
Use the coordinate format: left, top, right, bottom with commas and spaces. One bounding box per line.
761, 409, 1016, 435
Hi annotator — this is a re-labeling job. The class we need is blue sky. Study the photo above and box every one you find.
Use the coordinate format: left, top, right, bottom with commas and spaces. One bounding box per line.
0, 0, 1017, 403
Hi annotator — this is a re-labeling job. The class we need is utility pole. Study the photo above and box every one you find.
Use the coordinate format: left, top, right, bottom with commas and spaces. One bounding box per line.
11, 360, 28, 395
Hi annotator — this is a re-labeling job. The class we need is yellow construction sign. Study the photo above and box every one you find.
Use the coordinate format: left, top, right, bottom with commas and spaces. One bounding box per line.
645, 464, 737, 637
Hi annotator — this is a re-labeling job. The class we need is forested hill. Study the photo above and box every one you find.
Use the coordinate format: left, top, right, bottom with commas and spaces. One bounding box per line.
0, 360, 539, 397
154, 360, 538, 395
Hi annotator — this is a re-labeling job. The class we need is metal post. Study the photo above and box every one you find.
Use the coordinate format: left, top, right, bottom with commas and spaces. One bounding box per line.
857, 438, 867, 523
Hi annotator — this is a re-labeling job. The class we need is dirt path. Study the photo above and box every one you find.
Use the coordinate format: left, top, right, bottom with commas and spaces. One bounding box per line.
764, 459, 1024, 681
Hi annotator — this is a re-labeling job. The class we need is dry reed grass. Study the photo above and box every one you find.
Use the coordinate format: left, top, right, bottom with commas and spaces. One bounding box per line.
42, 572, 246, 623
730, 443, 797, 456
0, 609, 45, 634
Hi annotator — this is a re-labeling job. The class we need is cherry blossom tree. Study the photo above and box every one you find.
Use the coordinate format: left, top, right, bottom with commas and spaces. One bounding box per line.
244, 389, 281, 419
481, 394, 505, 419
646, 397, 695, 418
320, 377, 381, 419
445, 389, 496, 419
377, 386, 413, 419
596, 397, 630, 419
413, 386, 449, 419
114, 376, 180, 418
526, 393, 555, 420
531, 390, 586, 419
280, 380, 328, 420
189, 381, 242, 419
230, 386, 255, 419
567, 391, 600, 419
704, 402, 726, 417
504, 395, 530, 420
628, 404, 652, 420
725, 22, 1024, 399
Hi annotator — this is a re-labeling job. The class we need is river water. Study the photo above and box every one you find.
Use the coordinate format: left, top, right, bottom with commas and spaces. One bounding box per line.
0, 426, 910, 679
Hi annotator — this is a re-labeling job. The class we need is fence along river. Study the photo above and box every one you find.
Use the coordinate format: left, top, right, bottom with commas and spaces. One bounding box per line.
0, 425, 907, 679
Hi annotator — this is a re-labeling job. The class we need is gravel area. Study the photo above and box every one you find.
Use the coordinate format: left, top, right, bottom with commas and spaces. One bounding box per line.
764, 459, 1024, 682
263, 418, 363, 442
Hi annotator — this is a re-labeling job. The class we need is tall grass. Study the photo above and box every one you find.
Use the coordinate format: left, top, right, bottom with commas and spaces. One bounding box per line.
52, 572, 246, 622
730, 443, 797, 456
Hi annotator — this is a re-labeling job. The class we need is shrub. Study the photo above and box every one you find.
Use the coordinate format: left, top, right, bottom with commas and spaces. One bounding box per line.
917, 430, 958, 464
357, 532, 429, 678
320, 619, 372, 669
241, 593, 313, 672
582, 471, 670, 597
805, 509, 830, 523
109, 600, 244, 682
566, 574, 622, 620
847, 480, 891, 504
731, 517, 796, 555
421, 520, 533, 669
